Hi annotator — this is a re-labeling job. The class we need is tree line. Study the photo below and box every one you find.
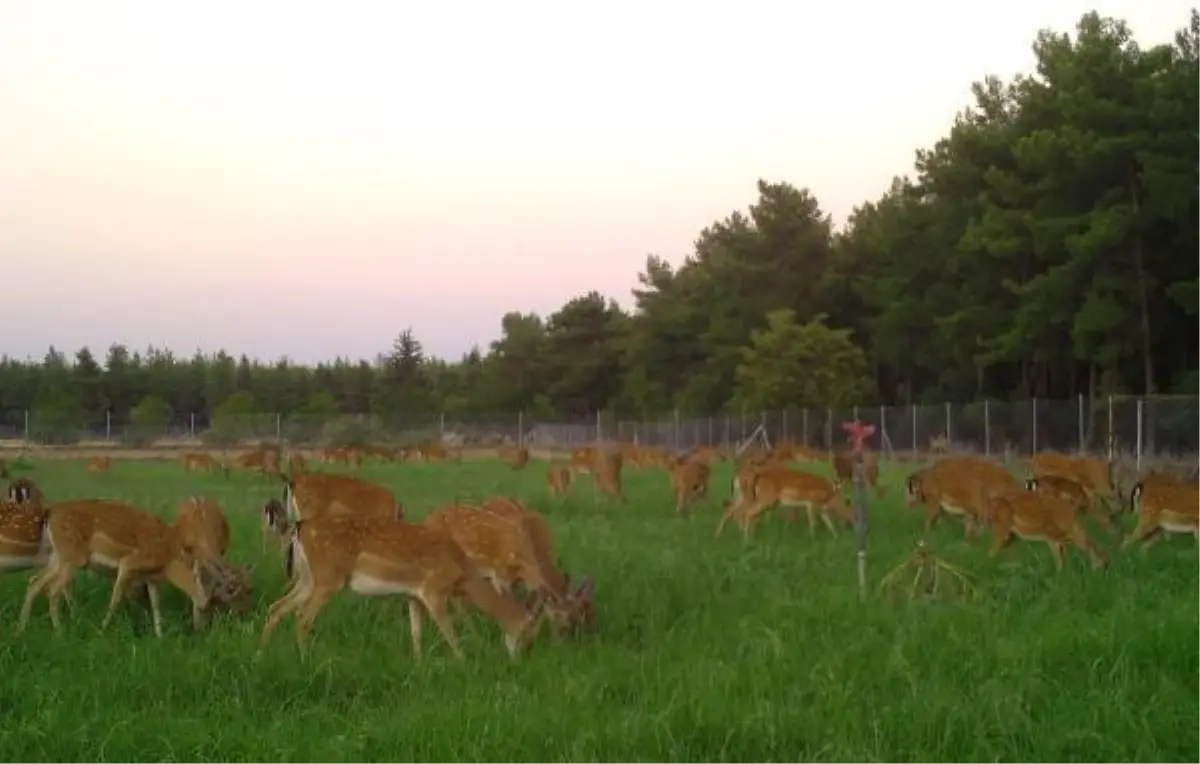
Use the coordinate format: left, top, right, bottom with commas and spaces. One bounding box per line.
1, 10, 1196, 442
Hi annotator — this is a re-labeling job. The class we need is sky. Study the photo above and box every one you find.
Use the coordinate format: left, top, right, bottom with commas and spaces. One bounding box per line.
0, 0, 1192, 366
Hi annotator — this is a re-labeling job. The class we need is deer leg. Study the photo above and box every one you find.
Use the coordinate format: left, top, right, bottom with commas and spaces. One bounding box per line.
1048, 542, 1066, 572
819, 505, 838, 537
46, 567, 75, 631
420, 593, 464, 659
101, 565, 138, 631
408, 599, 425, 660
260, 575, 312, 648
1122, 515, 1159, 550
146, 582, 165, 638
294, 585, 336, 655
18, 558, 63, 632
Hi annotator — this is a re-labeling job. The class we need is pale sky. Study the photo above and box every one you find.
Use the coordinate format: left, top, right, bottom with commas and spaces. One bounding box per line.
0, 0, 1192, 365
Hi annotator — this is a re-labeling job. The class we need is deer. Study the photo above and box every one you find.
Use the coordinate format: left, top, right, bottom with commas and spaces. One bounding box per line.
1123, 479, 1199, 551
86, 456, 111, 473
17, 499, 217, 637
568, 445, 624, 502
498, 445, 530, 471
716, 466, 851, 541
1024, 475, 1117, 535
173, 496, 255, 613
423, 500, 595, 638
983, 490, 1109, 571
181, 452, 227, 476
831, 447, 882, 497
906, 464, 1016, 540
260, 514, 547, 660
281, 472, 403, 525
7, 478, 44, 507
546, 461, 572, 499
670, 458, 710, 516
1030, 452, 1120, 513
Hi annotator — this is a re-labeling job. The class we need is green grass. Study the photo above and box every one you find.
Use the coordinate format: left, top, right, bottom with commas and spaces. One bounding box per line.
1, 458, 1197, 762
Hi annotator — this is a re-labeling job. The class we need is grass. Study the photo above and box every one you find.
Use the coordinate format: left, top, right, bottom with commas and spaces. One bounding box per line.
1, 457, 1197, 762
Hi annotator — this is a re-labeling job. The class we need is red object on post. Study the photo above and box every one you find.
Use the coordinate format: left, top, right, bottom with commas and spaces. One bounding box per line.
841, 420, 876, 454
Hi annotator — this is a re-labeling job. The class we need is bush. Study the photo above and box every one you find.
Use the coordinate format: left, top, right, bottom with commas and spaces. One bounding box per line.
125, 395, 173, 447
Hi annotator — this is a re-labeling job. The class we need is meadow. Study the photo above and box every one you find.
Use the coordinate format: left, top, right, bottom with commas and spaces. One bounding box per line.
0, 456, 1196, 762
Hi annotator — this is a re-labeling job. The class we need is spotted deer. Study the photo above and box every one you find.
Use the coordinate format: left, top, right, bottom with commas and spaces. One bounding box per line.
716, 466, 852, 541
498, 445, 530, 471
173, 496, 255, 612
984, 490, 1108, 571
1123, 479, 1199, 551
18, 499, 216, 637
670, 458, 710, 516
260, 514, 547, 660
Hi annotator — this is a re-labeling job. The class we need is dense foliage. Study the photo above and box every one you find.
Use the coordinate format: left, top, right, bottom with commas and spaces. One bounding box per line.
1, 11, 1195, 432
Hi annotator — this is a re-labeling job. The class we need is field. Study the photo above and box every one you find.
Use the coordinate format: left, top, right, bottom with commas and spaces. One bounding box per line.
1, 455, 1197, 762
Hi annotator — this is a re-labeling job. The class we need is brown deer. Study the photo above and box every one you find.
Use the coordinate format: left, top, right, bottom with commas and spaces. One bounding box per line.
86, 456, 111, 473
18, 500, 216, 637
546, 461, 572, 499
670, 458, 710, 516
173, 497, 255, 613
716, 466, 851, 541
1024, 475, 1117, 535
282, 472, 403, 525
181, 452, 226, 475
984, 490, 1108, 571
423, 500, 594, 637
498, 445, 530, 471
1123, 479, 1199, 551
260, 514, 547, 660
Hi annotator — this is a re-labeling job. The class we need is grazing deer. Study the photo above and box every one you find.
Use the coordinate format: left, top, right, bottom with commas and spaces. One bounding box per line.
260, 515, 547, 660
831, 448, 882, 497
1031, 452, 1120, 512
546, 462, 572, 499
1024, 475, 1117, 535
984, 490, 1108, 571
670, 458, 710, 516
716, 467, 851, 540
282, 472, 403, 525
423, 500, 594, 637
181, 452, 226, 475
18, 499, 216, 637
173, 497, 255, 612
1123, 479, 1199, 551
498, 445, 530, 471
86, 456, 111, 473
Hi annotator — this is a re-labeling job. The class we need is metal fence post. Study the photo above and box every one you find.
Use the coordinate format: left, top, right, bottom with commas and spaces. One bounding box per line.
825, 407, 833, 449
190, 412, 195, 438
782, 409, 789, 441
944, 400, 952, 443
911, 403, 917, 453
1077, 393, 1085, 453
1135, 398, 1144, 472
517, 410, 524, 447
801, 408, 809, 447
1106, 396, 1114, 460
105, 410, 112, 441
984, 399, 990, 457
440, 411, 446, 438
1032, 397, 1038, 454
595, 410, 602, 442
673, 409, 681, 449
276, 412, 282, 442
23, 409, 29, 442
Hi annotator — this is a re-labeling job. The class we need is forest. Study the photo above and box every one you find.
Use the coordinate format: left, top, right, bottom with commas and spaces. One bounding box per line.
1, 10, 1196, 441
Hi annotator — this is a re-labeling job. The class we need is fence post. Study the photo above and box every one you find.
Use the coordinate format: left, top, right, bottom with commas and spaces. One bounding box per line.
879, 405, 887, 455
23, 409, 29, 442
708, 416, 713, 447
1077, 393, 1085, 454
801, 408, 809, 447
825, 407, 833, 449
1135, 398, 1144, 472
440, 412, 446, 438
1032, 398, 1038, 454
276, 412, 282, 442
852, 405, 859, 422
105, 410, 112, 442
911, 403, 917, 453
596, 410, 602, 442
782, 409, 789, 441
517, 411, 524, 447
984, 399, 990, 458
944, 401, 952, 443
673, 409, 681, 449
1106, 396, 1114, 461
190, 412, 195, 438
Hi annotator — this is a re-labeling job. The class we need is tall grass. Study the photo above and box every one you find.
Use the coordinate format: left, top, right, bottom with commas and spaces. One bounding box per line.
0, 459, 1196, 762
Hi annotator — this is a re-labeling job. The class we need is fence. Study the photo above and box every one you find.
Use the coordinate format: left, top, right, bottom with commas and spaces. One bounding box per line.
1, 394, 1196, 464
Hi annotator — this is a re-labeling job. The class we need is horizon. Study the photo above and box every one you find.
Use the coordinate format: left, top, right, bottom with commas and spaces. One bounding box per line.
1, 0, 1193, 367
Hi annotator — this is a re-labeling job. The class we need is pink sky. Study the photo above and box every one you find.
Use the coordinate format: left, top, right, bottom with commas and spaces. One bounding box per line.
0, 0, 1190, 364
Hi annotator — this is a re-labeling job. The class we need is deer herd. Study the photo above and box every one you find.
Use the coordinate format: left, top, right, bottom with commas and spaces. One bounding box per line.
0, 435, 1195, 660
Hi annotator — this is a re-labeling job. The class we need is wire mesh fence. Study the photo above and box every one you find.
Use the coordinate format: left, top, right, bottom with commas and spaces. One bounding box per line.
1, 394, 1195, 461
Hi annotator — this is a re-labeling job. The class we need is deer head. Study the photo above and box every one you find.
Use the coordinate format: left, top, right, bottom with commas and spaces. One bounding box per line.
200, 560, 256, 614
